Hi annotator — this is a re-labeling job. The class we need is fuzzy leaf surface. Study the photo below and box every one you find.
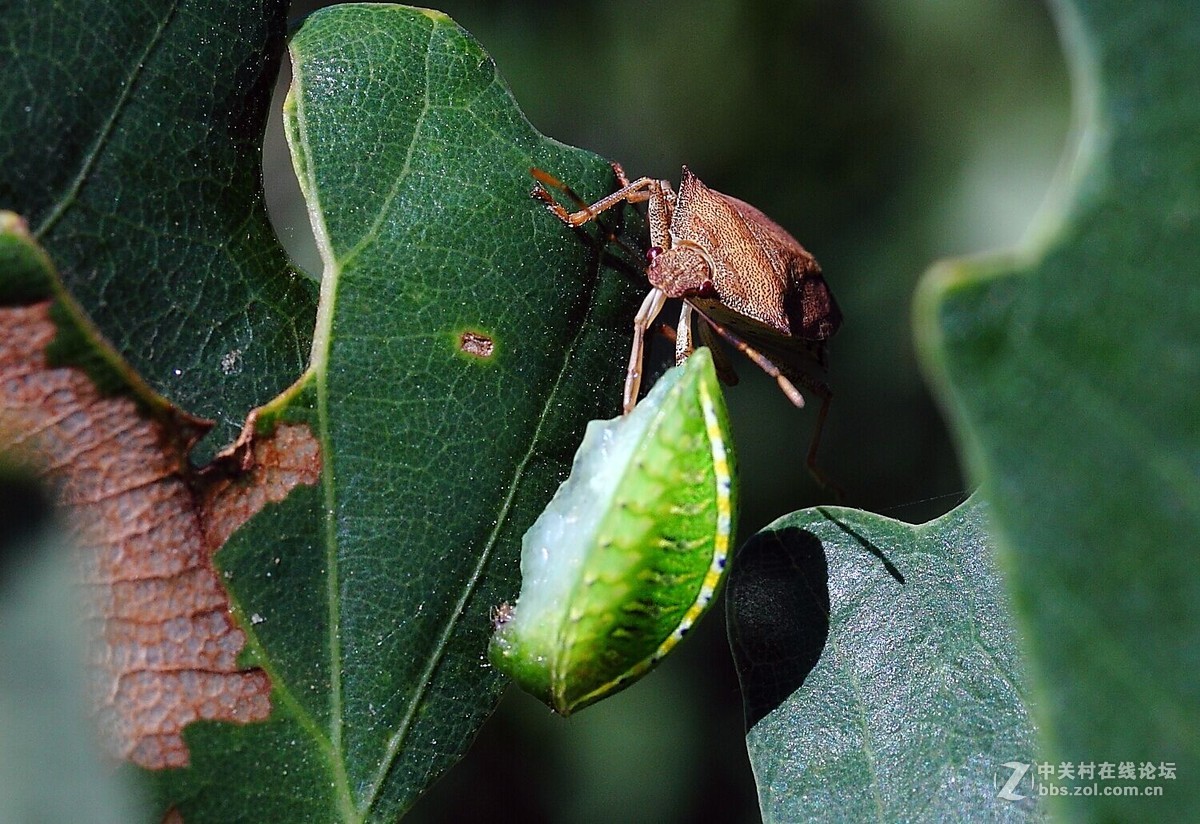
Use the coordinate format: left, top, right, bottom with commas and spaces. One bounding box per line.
915, 0, 1200, 819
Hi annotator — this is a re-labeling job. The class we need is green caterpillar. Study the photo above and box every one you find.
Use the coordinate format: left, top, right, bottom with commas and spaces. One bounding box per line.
489, 347, 737, 714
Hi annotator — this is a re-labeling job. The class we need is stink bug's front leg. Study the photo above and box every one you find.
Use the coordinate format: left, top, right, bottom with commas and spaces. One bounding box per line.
529, 167, 591, 216
530, 166, 644, 271
624, 288, 668, 414
532, 169, 657, 227
532, 168, 674, 251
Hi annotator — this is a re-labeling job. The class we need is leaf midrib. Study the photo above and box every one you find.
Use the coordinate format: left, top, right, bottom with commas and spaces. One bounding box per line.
291, 14, 615, 819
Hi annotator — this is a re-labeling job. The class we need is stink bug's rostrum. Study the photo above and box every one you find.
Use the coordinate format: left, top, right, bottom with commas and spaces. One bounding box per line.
533, 163, 842, 490
489, 348, 736, 714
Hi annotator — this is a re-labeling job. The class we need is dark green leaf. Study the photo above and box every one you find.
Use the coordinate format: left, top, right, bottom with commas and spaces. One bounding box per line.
914, 0, 1200, 820
0, 0, 315, 456
157, 6, 641, 821
729, 498, 1041, 822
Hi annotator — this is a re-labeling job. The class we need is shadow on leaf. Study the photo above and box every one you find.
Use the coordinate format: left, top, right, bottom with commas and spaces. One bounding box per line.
816, 507, 906, 584
726, 527, 830, 728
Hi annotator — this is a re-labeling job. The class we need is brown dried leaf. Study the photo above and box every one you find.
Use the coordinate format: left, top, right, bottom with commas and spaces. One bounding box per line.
0, 301, 319, 769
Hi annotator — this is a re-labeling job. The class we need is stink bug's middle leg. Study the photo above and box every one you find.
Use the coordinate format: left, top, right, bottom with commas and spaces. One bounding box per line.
688, 303, 806, 409
609, 160, 632, 188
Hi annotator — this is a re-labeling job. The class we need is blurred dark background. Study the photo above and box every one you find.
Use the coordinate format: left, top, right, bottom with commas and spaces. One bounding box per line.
265, 1, 1070, 821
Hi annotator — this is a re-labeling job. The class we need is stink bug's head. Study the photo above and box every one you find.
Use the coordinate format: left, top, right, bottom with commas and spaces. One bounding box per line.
646, 242, 715, 299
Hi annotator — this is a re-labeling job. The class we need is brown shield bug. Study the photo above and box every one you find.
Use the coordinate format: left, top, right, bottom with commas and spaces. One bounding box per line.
532, 163, 842, 489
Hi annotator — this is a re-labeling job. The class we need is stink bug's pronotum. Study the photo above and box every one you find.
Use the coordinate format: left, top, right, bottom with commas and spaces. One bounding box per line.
533, 163, 842, 488
488, 348, 736, 715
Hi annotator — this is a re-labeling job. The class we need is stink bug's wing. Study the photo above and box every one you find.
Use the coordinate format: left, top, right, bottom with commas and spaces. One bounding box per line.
720, 194, 816, 275
672, 169, 791, 333
489, 349, 737, 715
718, 193, 841, 342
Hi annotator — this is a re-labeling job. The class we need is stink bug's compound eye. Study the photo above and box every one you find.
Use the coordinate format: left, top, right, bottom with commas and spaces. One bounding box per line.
488, 348, 737, 715
646, 245, 663, 263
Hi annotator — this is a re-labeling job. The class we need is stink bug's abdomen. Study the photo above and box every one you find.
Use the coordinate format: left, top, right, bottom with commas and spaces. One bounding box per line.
488, 348, 737, 714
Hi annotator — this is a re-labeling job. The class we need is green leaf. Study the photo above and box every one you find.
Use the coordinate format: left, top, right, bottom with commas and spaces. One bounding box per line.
156, 6, 641, 821
0, 0, 315, 456
729, 498, 1041, 822
915, 0, 1200, 819
732, 1, 1197, 820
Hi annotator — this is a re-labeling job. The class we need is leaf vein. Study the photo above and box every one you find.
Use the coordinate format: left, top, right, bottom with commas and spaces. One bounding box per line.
358, 168, 608, 823
33, 0, 181, 239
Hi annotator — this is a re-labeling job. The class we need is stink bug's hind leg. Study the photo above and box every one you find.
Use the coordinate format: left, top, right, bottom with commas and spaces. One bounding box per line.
800, 377, 844, 501
689, 303, 844, 497
625, 288, 668, 414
